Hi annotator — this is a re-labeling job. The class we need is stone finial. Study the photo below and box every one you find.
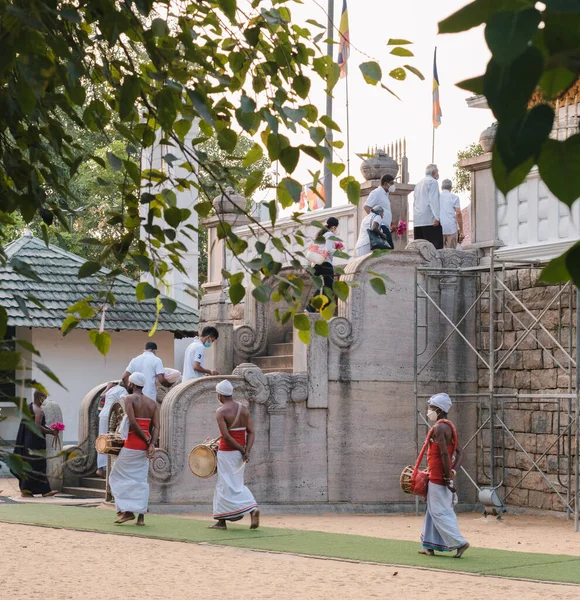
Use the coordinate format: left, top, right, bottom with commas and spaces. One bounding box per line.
479, 122, 497, 152
359, 148, 399, 181
212, 187, 247, 215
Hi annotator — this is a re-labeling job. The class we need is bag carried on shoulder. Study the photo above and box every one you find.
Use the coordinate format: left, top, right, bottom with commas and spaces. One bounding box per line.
368, 229, 392, 251
306, 243, 329, 265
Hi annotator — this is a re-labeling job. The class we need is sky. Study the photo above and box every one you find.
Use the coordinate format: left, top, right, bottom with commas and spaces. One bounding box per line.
255, 0, 495, 210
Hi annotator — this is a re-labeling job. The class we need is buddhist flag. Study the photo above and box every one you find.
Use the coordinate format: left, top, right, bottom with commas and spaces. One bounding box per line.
337, 0, 350, 79
432, 47, 442, 128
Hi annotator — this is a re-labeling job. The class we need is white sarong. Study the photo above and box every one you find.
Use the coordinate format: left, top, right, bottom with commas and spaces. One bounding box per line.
421, 482, 467, 552
213, 450, 257, 520
97, 385, 127, 469
109, 447, 150, 514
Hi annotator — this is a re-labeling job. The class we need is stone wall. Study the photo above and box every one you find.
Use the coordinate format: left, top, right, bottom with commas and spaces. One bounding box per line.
477, 268, 577, 511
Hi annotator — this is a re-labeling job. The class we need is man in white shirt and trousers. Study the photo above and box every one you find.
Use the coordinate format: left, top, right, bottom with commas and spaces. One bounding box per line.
439, 179, 464, 249
413, 164, 443, 249
363, 173, 397, 249
122, 341, 171, 403
182, 326, 220, 382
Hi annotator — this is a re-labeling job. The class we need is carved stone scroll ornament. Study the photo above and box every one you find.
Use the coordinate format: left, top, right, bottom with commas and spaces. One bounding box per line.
328, 317, 354, 349
232, 363, 270, 404
233, 299, 268, 359
405, 240, 441, 266
64, 383, 107, 478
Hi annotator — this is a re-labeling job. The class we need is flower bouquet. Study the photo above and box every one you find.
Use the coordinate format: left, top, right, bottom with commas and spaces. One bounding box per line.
334, 241, 344, 250
50, 421, 65, 450
395, 220, 408, 237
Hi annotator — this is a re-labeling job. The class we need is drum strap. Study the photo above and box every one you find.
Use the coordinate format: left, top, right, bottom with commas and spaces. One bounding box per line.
229, 402, 243, 430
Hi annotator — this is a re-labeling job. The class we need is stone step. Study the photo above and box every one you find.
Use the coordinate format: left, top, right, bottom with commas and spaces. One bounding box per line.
81, 477, 106, 490
251, 355, 293, 370
61, 486, 106, 499
270, 343, 293, 356
260, 367, 294, 374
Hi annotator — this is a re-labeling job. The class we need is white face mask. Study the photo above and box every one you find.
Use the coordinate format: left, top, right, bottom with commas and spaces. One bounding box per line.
388, 184, 396, 193
427, 409, 439, 422
434, 173, 439, 180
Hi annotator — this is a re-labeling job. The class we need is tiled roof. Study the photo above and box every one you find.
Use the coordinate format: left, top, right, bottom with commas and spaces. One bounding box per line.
1, 235, 198, 335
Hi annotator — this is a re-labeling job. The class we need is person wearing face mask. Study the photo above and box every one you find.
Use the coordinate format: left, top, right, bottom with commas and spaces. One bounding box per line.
363, 174, 397, 245
413, 164, 443, 249
418, 393, 469, 558
306, 217, 342, 312
182, 326, 220, 381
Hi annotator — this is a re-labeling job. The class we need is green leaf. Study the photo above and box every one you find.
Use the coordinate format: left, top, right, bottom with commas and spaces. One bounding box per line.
340, 176, 360, 205
294, 74, 311, 99
155, 88, 177, 131
314, 319, 329, 337
540, 242, 580, 288
61, 315, 80, 336
370, 277, 387, 295
495, 104, 554, 171
333, 280, 349, 301
403, 65, 425, 80
242, 143, 263, 167
439, 0, 532, 34
298, 329, 311, 345
309, 126, 325, 144
310, 294, 327, 310
161, 297, 177, 314
386, 39, 412, 45
457, 76, 484, 94
485, 9, 541, 66
538, 135, 580, 208
0, 306, 7, 338
88, 331, 111, 357
164, 206, 183, 228
0, 350, 20, 370
252, 286, 270, 303
10, 258, 43, 282
15, 78, 36, 116
218, 128, 238, 152
15, 338, 40, 356
326, 63, 341, 93
119, 76, 141, 120
187, 90, 214, 125
245, 170, 264, 197
106, 152, 123, 171
279, 147, 300, 174
360, 61, 382, 85
67, 298, 96, 319
277, 178, 302, 208
390, 47, 414, 57
218, 0, 237, 20
35, 361, 66, 388
320, 115, 341, 132
492, 150, 534, 196
389, 68, 406, 81
136, 282, 160, 300
321, 302, 336, 321
229, 282, 246, 304
151, 17, 169, 37
4, 453, 33, 476
13, 295, 30, 319
78, 261, 101, 279
483, 47, 543, 122
294, 313, 311, 331
539, 68, 576, 99
543, 0, 580, 12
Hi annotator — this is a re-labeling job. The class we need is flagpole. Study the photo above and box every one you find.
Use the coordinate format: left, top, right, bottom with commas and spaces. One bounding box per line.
346, 68, 351, 177
323, 0, 334, 208
431, 127, 435, 164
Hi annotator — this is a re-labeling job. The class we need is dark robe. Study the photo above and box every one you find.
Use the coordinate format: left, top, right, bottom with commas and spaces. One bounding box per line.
10, 403, 52, 495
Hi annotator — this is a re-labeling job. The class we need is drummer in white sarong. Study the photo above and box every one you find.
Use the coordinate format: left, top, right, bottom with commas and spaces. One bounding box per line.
209, 380, 259, 530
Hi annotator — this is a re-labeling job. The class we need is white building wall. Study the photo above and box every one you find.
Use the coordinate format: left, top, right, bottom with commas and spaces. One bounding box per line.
0, 328, 174, 444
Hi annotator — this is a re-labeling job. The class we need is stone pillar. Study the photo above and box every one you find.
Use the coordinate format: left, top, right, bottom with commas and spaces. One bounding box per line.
42, 400, 64, 492
293, 314, 328, 409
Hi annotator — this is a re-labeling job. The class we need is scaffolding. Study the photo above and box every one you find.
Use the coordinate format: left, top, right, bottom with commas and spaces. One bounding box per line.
413, 249, 580, 530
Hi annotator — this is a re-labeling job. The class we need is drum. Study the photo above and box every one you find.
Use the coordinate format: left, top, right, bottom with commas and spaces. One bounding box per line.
188, 438, 220, 478
400, 465, 414, 494
95, 433, 125, 455
400, 465, 429, 497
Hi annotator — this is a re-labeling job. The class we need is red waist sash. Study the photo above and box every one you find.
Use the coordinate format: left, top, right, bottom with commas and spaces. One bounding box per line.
124, 418, 151, 451
219, 428, 246, 451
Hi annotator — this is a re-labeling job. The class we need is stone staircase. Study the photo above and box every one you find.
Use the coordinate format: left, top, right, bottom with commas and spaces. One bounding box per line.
62, 476, 106, 500
250, 342, 293, 374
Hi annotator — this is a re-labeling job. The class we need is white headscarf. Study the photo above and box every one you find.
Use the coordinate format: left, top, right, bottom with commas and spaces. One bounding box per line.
216, 380, 233, 397
429, 393, 452, 413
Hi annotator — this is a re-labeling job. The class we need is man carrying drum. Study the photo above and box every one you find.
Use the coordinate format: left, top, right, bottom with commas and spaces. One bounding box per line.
109, 372, 159, 526
418, 393, 469, 558
209, 380, 259, 530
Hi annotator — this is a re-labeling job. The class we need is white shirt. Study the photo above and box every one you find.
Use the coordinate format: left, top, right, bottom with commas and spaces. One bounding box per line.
125, 350, 164, 400
99, 385, 127, 419
317, 230, 339, 265
439, 190, 461, 235
413, 176, 440, 227
364, 186, 392, 229
182, 338, 206, 381
355, 213, 382, 256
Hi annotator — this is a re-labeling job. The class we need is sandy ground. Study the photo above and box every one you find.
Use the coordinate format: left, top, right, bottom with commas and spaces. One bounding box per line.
1, 521, 579, 600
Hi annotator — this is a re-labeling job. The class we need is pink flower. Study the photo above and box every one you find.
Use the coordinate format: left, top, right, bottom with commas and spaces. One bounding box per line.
50, 421, 65, 431
396, 220, 408, 237
334, 241, 344, 250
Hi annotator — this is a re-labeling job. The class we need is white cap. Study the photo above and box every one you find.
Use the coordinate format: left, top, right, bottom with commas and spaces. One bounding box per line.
429, 393, 452, 413
129, 372, 146, 388
216, 380, 233, 397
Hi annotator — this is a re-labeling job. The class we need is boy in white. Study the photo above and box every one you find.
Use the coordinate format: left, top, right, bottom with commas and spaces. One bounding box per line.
182, 326, 220, 381
440, 179, 464, 249
122, 342, 170, 402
